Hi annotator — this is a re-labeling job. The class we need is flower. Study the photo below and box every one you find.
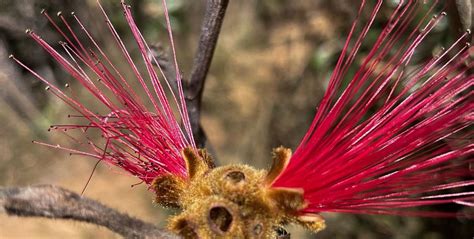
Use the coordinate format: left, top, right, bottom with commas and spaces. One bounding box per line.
273, 0, 473, 217
11, 0, 195, 184
10, 0, 474, 237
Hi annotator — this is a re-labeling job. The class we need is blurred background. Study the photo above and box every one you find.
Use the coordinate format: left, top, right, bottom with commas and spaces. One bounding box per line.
0, 0, 472, 238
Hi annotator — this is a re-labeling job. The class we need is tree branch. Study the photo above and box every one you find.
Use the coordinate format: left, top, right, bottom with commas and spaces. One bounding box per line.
0, 185, 179, 239
185, 0, 229, 148
454, 0, 472, 31
447, 0, 472, 41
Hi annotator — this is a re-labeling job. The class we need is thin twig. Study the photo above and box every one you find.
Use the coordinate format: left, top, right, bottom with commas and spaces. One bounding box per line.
185, 0, 230, 148
454, 0, 472, 31
0, 185, 179, 239
447, 0, 472, 41
148, 43, 178, 92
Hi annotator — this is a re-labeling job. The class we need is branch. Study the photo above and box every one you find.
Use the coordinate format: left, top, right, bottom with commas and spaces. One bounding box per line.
185, 0, 229, 148
454, 0, 472, 30
149, 43, 179, 93
447, 0, 472, 40
0, 185, 179, 239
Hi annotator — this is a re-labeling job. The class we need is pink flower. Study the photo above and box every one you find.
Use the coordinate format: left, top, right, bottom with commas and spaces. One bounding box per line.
273, 1, 473, 217
11, 0, 195, 184
11, 0, 473, 221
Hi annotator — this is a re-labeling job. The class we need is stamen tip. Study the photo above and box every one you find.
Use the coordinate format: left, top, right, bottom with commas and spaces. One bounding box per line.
65, 83, 70, 88
25, 28, 32, 34
466, 29, 471, 34
40, 9, 46, 14
57, 11, 62, 17
45, 86, 51, 91
71, 11, 75, 15
8, 54, 14, 59
440, 12, 447, 16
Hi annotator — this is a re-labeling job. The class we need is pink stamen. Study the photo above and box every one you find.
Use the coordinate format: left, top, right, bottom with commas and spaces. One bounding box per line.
13, 1, 196, 183
273, 1, 473, 217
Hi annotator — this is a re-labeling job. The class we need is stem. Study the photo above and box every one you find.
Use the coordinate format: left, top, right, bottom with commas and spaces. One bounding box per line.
185, 0, 230, 148
0, 185, 179, 239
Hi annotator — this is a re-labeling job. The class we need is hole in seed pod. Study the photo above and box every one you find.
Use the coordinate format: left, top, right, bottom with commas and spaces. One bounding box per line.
225, 170, 245, 183
209, 206, 233, 233
253, 223, 263, 235
274, 226, 290, 239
